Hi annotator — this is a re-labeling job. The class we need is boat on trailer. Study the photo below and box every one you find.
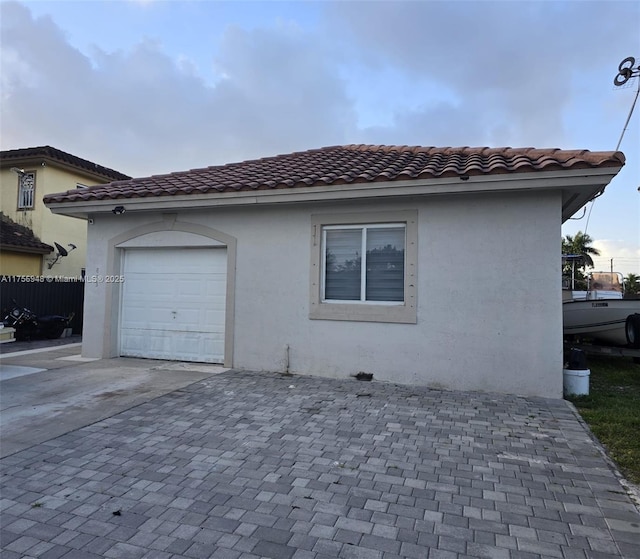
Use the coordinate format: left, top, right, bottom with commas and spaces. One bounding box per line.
563, 271, 640, 348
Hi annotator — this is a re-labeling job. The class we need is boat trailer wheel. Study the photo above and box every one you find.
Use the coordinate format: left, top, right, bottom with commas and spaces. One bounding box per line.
625, 314, 640, 349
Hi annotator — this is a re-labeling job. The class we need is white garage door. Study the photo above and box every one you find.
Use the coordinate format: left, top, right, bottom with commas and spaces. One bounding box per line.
120, 247, 226, 363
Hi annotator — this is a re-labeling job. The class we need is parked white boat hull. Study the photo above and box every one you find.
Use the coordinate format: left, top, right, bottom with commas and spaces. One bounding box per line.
563, 299, 640, 346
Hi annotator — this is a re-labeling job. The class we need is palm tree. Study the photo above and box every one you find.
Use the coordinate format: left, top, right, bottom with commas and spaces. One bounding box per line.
562, 231, 600, 268
624, 273, 640, 296
562, 231, 600, 289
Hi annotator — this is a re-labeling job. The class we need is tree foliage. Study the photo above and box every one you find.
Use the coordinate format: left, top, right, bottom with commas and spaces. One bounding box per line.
562, 231, 600, 267
624, 273, 640, 296
562, 231, 601, 290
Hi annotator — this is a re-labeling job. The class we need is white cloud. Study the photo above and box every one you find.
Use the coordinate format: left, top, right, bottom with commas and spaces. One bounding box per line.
1, 0, 639, 183
0, 2, 356, 176
327, 1, 639, 149
206, 22, 356, 160
2, 1, 637, 267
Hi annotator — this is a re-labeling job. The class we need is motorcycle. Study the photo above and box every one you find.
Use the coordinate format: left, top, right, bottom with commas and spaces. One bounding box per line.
2, 301, 74, 341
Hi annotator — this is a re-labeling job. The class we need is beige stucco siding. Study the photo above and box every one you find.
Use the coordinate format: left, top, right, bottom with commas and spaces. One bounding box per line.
81, 188, 562, 397
0, 251, 43, 275
0, 166, 101, 277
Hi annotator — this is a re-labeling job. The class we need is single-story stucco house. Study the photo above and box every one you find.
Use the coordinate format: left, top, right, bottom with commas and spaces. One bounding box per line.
44, 144, 624, 398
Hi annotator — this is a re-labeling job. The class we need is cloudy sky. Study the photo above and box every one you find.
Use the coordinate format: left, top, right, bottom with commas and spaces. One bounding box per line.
1, 0, 639, 274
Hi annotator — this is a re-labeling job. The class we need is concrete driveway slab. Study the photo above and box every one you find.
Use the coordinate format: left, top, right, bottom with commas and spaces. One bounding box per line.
0, 365, 47, 381
1, 368, 639, 558
0, 347, 227, 458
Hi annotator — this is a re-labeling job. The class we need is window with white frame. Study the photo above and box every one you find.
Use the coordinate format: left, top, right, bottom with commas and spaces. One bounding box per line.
323, 224, 405, 303
310, 210, 417, 323
17, 172, 35, 209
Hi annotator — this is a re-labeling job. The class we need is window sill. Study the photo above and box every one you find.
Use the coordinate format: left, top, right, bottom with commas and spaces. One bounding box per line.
309, 301, 416, 324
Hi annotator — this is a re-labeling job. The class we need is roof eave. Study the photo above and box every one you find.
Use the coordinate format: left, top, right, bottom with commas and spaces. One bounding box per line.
1, 154, 129, 183
45, 167, 622, 221
0, 244, 53, 255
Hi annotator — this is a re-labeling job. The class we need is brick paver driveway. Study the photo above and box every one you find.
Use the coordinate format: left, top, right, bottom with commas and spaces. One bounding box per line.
1, 370, 639, 558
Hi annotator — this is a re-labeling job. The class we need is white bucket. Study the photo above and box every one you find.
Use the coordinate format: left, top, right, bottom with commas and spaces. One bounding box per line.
563, 368, 590, 397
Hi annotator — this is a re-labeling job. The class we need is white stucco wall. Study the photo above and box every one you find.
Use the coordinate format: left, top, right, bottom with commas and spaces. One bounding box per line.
82, 190, 563, 397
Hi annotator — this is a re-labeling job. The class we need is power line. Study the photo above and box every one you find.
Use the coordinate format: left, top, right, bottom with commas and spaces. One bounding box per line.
592, 256, 640, 259
592, 257, 640, 261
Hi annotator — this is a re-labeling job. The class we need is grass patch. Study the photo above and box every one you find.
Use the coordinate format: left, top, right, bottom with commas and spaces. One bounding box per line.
567, 356, 640, 485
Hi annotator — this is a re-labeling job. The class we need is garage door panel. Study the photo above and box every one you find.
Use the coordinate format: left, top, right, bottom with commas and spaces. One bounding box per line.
122, 308, 222, 332
122, 277, 154, 296
177, 280, 207, 297
120, 330, 223, 358
120, 248, 226, 363
130, 276, 174, 296
123, 249, 221, 274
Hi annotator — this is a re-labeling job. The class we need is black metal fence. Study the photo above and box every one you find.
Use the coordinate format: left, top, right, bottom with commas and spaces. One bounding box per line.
1, 278, 84, 334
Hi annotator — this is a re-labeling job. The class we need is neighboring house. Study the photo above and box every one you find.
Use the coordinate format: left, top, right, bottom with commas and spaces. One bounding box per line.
0, 212, 53, 275
44, 144, 624, 398
0, 146, 130, 276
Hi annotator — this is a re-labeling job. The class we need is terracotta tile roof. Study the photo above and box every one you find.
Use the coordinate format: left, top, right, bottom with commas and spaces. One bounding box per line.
1, 145, 130, 182
43, 144, 624, 204
0, 213, 53, 254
